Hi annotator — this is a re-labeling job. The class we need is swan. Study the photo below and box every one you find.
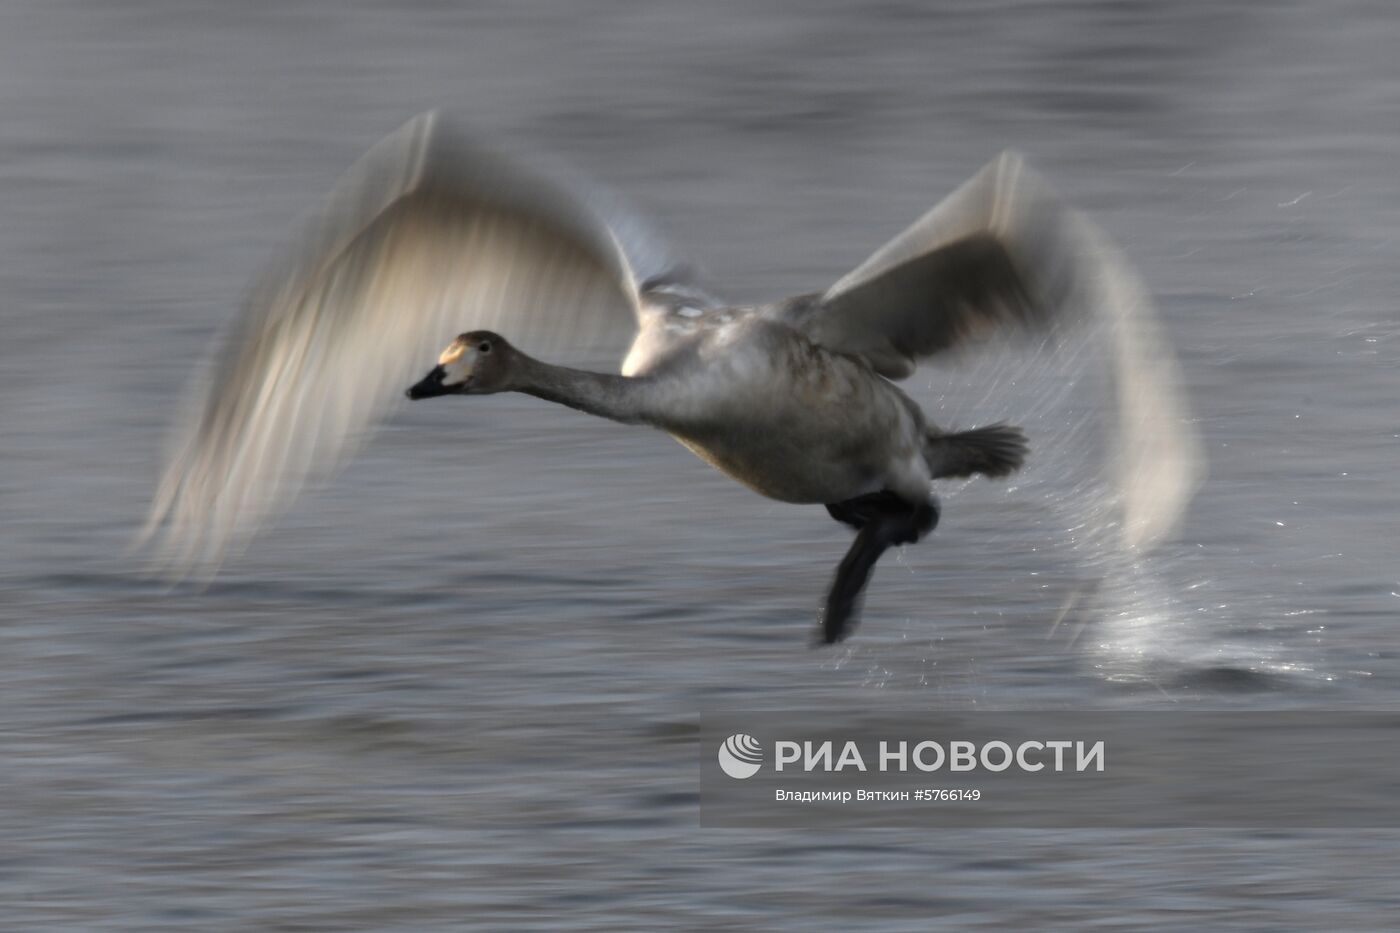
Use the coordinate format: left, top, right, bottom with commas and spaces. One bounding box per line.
143, 111, 1200, 644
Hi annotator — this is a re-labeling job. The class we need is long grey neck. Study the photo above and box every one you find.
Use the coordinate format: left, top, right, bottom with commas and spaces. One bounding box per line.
511, 355, 657, 426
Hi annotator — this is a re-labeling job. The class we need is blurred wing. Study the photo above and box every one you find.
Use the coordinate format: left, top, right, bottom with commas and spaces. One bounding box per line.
792, 151, 1202, 549
143, 111, 664, 572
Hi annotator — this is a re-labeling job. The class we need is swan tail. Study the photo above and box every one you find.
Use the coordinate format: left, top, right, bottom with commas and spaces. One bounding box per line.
925, 423, 1027, 480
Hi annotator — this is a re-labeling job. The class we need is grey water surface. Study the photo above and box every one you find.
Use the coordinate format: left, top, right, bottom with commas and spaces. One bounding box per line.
2, 1, 1398, 929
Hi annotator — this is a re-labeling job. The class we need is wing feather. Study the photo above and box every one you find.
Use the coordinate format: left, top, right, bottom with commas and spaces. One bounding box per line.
793, 151, 1202, 548
142, 112, 664, 572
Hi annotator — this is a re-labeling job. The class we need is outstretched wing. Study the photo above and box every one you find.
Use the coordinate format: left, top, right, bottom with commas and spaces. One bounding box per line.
143, 111, 679, 572
787, 152, 1201, 549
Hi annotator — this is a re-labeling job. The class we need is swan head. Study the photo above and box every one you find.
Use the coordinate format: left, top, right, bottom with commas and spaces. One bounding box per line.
405, 331, 513, 399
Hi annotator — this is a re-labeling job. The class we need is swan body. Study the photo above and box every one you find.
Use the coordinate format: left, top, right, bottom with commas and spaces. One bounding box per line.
145, 111, 1201, 645
635, 301, 930, 505
434, 306, 936, 506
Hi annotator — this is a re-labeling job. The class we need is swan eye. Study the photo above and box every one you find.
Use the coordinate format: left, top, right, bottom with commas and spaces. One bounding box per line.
478, 341, 492, 354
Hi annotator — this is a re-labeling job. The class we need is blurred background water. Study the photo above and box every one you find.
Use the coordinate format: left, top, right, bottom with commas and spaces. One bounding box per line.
1, 1, 1398, 929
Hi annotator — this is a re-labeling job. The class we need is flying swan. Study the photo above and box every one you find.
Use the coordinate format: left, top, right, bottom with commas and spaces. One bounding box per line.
143, 112, 1200, 644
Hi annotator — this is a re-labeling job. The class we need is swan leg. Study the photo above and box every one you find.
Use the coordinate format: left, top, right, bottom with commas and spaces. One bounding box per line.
817, 492, 939, 644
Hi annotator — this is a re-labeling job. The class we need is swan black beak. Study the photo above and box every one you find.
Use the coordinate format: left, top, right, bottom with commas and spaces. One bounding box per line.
406, 365, 461, 400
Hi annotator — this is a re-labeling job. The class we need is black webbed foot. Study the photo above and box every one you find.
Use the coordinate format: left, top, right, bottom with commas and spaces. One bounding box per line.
816, 493, 939, 645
